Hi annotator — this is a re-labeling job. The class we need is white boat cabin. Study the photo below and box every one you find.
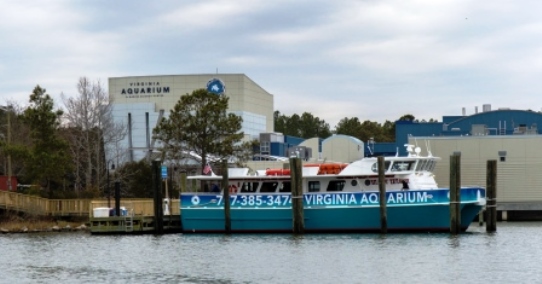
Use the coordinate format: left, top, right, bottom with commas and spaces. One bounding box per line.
190, 151, 441, 194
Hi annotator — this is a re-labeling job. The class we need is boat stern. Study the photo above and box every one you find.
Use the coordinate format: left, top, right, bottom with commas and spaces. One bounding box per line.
476, 188, 487, 206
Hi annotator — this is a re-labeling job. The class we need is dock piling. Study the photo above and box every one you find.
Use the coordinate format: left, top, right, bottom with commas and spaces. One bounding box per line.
450, 153, 461, 234
152, 160, 164, 234
114, 181, 120, 217
180, 172, 187, 193
290, 157, 304, 234
486, 160, 497, 232
377, 156, 387, 233
222, 160, 231, 234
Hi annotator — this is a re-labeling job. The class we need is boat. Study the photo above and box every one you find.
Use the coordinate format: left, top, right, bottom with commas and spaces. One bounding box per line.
180, 144, 486, 233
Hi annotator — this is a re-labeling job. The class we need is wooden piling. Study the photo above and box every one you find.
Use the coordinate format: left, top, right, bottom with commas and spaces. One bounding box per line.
114, 181, 120, 217
449, 153, 461, 234
152, 160, 164, 234
180, 172, 187, 193
486, 160, 497, 232
222, 160, 231, 234
290, 157, 304, 234
377, 156, 387, 233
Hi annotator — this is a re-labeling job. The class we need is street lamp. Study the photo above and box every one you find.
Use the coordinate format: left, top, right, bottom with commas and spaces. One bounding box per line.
108, 163, 115, 208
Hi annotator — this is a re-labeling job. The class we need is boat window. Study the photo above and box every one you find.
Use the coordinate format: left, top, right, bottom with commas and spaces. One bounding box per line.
391, 161, 414, 172
351, 180, 358, 186
327, 180, 345, 192
240, 182, 259, 193
308, 181, 320, 192
427, 160, 435, 172
426, 160, 432, 171
279, 182, 291, 193
423, 160, 432, 171
371, 161, 391, 173
416, 160, 426, 171
260, 182, 278, 193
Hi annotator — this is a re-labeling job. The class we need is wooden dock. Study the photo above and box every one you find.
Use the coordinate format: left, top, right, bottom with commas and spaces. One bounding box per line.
0, 191, 180, 217
1, 191, 183, 234
88, 200, 182, 234
89, 215, 181, 234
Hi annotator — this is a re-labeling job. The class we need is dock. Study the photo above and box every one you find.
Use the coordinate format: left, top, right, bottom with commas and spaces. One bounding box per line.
89, 214, 181, 234
88, 200, 182, 234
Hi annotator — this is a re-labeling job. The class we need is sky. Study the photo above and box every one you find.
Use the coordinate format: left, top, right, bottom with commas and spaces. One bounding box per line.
2, 0, 542, 128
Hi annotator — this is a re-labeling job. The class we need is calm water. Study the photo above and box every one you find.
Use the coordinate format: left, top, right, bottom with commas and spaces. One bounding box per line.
1, 222, 540, 283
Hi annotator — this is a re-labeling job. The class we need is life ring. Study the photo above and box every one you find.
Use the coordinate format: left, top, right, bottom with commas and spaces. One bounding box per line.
229, 184, 238, 193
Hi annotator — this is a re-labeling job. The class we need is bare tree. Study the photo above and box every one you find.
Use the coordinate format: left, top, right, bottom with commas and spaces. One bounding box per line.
62, 77, 126, 194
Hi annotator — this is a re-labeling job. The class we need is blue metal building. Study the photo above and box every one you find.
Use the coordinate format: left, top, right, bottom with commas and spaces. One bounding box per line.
394, 108, 542, 156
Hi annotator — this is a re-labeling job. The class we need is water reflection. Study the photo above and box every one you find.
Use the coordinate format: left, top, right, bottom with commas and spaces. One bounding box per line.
1, 223, 542, 283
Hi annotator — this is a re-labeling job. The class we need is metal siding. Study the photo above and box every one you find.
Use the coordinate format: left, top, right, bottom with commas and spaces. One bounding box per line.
410, 136, 542, 203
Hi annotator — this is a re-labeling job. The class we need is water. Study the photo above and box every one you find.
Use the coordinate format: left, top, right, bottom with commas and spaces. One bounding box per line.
1, 222, 540, 283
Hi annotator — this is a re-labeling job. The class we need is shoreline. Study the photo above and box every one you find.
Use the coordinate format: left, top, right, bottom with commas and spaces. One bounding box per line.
0, 216, 89, 234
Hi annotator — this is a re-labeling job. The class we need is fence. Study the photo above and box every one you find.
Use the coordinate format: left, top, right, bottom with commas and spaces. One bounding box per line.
0, 190, 179, 217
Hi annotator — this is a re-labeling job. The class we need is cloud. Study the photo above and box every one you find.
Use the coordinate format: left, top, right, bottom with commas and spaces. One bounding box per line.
3, 0, 542, 128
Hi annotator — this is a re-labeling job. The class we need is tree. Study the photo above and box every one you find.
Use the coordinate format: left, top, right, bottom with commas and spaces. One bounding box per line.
0, 102, 31, 186
233, 139, 259, 167
274, 111, 332, 139
153, 89, 243, 171
286, 114, 301, 137
398, 114, 415, 121
381, 120, 395, 141
274, 111, 287, 134
62, 77, 126, 195
335, 117, 363, 139
299, 112, 332, 139
335, 117, 396, 143
359, 120, 384, 142
22, 85, 71, 198
117, 160, 153, 198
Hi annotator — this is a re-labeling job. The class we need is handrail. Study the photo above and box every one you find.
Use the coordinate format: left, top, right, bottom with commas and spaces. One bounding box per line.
0, 191, 180, 217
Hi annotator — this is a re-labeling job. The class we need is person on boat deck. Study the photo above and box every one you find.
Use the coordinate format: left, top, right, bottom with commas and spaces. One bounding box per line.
401, 180, 409, 190
211, 183, 220, 193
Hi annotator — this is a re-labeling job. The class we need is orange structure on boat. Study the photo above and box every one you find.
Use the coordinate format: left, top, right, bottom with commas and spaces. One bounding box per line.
304, 163, 348, 175
266, 163, 349, 176
265, 169, 291, 176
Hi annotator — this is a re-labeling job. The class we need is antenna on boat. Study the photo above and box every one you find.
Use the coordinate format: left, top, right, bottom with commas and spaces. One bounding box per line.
405, 144, 415, 157
367, 137, 374, 156
425, 140, 433, 157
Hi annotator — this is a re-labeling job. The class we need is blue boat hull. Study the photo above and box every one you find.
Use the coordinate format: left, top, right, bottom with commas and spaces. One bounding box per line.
180, 188, 485, 233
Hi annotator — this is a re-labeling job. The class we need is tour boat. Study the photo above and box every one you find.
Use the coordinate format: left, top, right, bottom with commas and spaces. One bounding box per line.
180, 145, 486, 233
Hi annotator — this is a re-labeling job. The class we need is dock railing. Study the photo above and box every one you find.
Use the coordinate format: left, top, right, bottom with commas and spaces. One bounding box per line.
89, 199, 180, 217
0, 190, 179, 217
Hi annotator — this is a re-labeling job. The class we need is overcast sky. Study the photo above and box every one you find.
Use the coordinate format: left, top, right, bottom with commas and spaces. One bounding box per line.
2, 0, 542, 128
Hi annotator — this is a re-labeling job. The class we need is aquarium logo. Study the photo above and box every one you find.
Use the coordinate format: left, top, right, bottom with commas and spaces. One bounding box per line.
207, 78, 225, 95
